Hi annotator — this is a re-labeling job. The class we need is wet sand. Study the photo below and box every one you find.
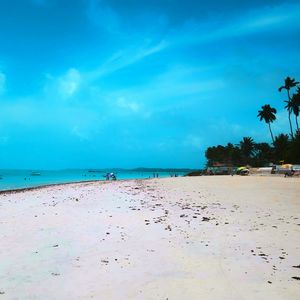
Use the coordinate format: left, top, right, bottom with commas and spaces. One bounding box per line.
0, 176, 300, 299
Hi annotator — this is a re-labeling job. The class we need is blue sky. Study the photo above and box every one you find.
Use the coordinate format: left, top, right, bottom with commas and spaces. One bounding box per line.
0, 0, 300, 169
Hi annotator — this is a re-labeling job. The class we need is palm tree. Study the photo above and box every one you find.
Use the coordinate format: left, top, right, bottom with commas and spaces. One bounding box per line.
254, 142, 273, 165
279, 76, 299, 138
240, 137, 255, 158
257, 104, 277, 143
290, 88, 300, 131
273, 133, 290, 163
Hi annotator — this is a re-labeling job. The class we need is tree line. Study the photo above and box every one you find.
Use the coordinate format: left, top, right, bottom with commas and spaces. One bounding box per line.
205, 76, 300, 167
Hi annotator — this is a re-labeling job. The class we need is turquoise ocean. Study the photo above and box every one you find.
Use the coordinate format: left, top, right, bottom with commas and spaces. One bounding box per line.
0, 169, 188, 191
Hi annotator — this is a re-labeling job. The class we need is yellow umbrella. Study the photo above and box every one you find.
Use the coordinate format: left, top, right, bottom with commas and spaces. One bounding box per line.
237, 166, 246, 171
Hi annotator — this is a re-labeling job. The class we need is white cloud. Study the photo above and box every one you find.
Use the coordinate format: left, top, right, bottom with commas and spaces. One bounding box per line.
43, 68, 82, 100
0, 71, 6, 94
71, 125, 90, 141
58, 68, 81, 99
116, 97, 140, 113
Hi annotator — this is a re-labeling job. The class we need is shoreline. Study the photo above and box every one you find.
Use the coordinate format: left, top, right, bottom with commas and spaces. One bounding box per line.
0, 178, 154, 195
0, 179, 103, 195
0, 173, 295, 195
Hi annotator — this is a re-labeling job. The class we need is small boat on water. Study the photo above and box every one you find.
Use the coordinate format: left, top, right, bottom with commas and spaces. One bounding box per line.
31, 172, 41, 176
88, 170, 102, 173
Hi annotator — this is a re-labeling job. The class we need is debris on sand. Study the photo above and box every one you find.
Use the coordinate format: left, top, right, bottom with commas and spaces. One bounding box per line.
292, 264, 300, 269
165, 225, 172, 231
101, 259, 109, 264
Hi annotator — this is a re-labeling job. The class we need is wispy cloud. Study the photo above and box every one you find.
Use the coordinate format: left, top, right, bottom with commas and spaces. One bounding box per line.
168, 2, 300, 48
116, 97, 140, 113
81, 2, 300, 84
87, 40, 168, 80
104, 65, 225, 109
215, 3, 300, 37
71, 125, 91, 141
39, 2, 299, 108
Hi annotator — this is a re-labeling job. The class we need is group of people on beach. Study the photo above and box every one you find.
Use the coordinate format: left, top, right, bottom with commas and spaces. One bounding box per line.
105, 173, 117, 181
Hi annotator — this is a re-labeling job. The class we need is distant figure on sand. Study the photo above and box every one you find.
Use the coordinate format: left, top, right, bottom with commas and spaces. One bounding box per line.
105, 173, 117, 180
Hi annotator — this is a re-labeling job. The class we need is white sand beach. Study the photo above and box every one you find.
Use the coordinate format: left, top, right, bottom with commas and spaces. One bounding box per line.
0, 176, 300, 299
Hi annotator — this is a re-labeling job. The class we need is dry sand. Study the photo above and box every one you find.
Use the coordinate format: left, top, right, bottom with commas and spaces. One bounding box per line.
0, 176, 300, 300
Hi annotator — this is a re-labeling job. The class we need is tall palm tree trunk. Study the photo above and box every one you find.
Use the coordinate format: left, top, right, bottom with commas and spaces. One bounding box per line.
288, 111, 294, 138
268, 122, 274, 143
287, 90, 294, 139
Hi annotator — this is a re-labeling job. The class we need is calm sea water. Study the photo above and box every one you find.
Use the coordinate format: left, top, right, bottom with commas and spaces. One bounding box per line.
0, 169, 187, 191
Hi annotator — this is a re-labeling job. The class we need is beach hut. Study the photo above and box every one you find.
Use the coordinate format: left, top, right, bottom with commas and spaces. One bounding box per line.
257, 167, 273, 174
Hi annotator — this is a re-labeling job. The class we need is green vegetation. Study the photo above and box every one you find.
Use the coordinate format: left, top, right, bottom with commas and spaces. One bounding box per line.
205, 76, 300, 167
